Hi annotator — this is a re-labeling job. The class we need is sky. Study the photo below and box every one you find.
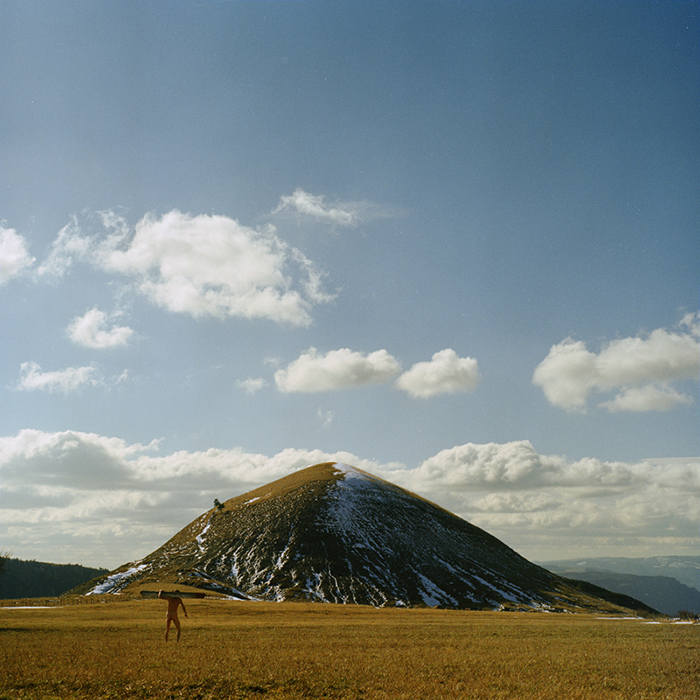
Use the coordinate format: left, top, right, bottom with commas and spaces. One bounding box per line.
0, 0, 698, 571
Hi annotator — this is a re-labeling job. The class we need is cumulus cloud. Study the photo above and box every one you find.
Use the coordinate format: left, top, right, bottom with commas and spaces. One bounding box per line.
273, 188, 359, 227
67, 308, 134, 349
15, 362, 102, 393
405, 441, 642, 492
393, 440, 699, 560
0, 430, 696, 567
0, 227, 35, 283
27, 209, 334, 326
395, 349, 481, 398
598, 383, 694, 413
274, 347, 401, 392
409, 441, 546, 489
532, 314, 700, 412
94, 210, 334, 325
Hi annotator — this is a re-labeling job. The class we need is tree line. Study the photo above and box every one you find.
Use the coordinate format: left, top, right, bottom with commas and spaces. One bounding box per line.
0, 555, 108, 599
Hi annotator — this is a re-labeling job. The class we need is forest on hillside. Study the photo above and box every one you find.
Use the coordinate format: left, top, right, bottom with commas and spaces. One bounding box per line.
0, 557, 108, 599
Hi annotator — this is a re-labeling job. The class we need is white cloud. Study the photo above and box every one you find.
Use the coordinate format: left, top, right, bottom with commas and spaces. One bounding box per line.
273, 188, 358, 226
274, 347, 401, 392
0, 227, 35, 284
15, 362, 102, 393
392, 440, 699, 561
0, 430, 696, 567
599, 383, 693, 413
407, 441, 546, 489
95, 210, 334, 325
395, 349, 481, 398
67, 308, 134, 349
403, 441, 643, 492
29, 209, 334, 326
532, 314, 700, 412
236, 377, 267, 395
35, 216, 92, 279
0, 430, 380, 566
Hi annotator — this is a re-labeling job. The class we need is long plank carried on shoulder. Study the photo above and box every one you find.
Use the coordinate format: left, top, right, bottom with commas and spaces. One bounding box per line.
140, 590, 206, 599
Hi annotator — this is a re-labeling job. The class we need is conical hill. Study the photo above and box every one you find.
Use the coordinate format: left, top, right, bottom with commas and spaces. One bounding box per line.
79, 462, 656, 614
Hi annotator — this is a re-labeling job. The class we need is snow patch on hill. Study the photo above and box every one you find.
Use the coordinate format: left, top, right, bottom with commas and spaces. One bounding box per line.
196, 521, 211, 553
86, 563, 149, 595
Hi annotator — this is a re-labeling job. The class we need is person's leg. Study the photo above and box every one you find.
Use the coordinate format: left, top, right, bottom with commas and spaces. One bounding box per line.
165, 614, 172, 641
173, 615, 182, 642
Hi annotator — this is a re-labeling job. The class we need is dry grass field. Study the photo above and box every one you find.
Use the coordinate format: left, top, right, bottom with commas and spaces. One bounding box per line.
0, 597, 697, 699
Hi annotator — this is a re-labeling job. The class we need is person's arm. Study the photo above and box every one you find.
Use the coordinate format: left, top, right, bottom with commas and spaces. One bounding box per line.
180, 600, 188, 618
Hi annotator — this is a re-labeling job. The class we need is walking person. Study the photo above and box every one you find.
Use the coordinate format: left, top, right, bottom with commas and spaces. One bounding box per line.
158, 590, 188, 642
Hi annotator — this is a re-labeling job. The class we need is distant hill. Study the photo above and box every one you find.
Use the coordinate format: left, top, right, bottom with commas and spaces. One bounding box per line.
542, 568, 700, 617
0, 558, 108, 599
537, 556, 700, 591
77, 462, 656, 615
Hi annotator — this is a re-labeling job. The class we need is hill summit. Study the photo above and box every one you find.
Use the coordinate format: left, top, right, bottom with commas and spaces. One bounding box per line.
81, 463, 654, 613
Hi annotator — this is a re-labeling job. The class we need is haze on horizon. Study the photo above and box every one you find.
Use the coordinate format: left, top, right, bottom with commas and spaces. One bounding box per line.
1, 0, 698, 570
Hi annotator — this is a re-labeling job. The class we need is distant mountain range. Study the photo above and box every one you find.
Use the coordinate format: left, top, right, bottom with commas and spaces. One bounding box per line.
538, 557, 700, 616
76, 462, 655, 615
537, 556, 700, 590
0, 558, 108, 599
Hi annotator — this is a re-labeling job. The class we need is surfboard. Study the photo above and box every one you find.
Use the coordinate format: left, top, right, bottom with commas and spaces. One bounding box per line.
140, 590, 206, 599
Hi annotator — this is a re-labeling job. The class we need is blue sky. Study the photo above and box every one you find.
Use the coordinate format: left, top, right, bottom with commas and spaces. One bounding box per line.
1, 0, 698, 569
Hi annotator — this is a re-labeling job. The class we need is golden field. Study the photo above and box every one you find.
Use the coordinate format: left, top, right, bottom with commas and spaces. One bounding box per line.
0, 597, 697, 699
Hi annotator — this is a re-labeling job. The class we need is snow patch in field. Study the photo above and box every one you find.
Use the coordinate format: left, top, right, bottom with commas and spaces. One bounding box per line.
598, 617, 696, 625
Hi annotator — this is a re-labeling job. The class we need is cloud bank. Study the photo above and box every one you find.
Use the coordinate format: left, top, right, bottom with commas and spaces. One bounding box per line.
1, 429, 696, 568
533, 314, 699, 412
